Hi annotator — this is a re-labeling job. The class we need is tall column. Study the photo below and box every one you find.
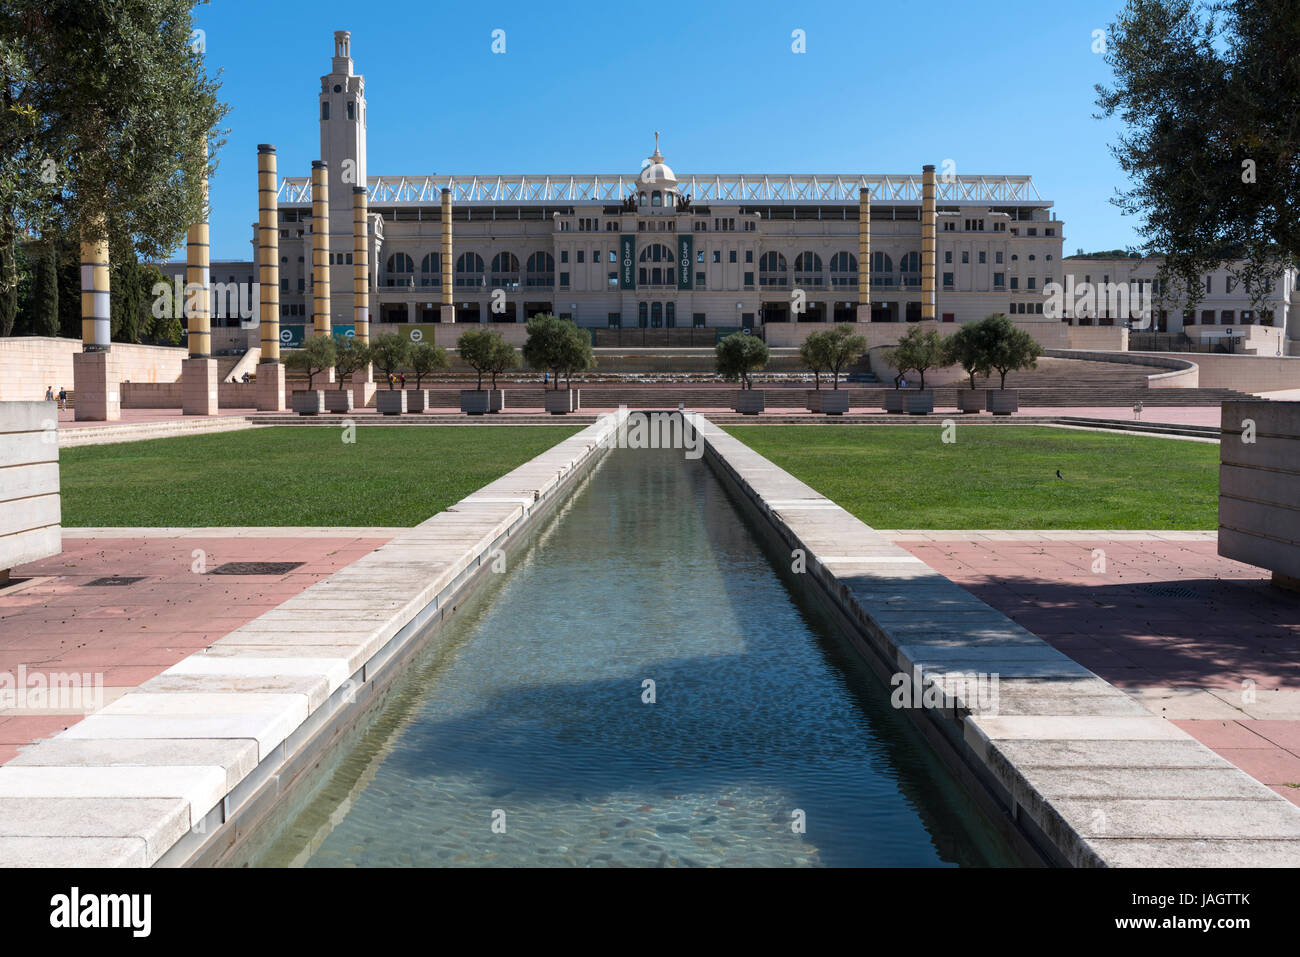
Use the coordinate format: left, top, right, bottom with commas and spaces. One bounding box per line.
921, 164, 937, 323
256, 144, 286, 411
857, 187, 871, 323
311, 161, 332, 339
183, 146, 218, 415
72, 218, 120, 420
439, 187, 455, 323
351, 185, 375, 408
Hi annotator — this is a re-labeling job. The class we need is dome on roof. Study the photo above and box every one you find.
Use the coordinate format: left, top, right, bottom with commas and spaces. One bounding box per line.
637, 133, 678, 190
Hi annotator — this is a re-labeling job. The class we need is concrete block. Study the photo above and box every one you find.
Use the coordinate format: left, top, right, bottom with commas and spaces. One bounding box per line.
182, 358, 218, 416
255, 363, 287, 412
72, 350, 121, 421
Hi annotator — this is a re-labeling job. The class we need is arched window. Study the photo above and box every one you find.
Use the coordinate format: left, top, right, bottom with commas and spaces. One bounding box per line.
652, 191, 662, 207
525, 252, 554, 287
638, 244, 675, 285
829, 252, 858, 288
794, 252, 824, 286
386, 253, 414, 287
899, 251, 921, 272
872, 252, 894, 272
420, 253, 440, 287
455, 252, 485, 288
489, 252, 519, 289
759, 251, 788, 287
651, 302, 663, 327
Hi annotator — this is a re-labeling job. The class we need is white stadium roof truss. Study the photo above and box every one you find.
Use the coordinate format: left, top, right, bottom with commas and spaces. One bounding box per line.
278, 173, 1044, 206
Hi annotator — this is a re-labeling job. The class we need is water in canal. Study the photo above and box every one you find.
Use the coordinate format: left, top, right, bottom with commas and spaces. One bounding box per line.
249, 448, 1018, 867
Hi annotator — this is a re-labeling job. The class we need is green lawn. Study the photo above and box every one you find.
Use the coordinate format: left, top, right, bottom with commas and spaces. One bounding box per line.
723, 426, 1218, 529
60, 426, 581, 527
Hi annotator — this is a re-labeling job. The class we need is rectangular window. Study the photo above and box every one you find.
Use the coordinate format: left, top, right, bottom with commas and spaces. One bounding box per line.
559, 272, 570, 288
978, 251, 986, 264
696, 271, 706, 287
693, 313, 706, 327
608, 272, 618, 287
743, 271, 754, 287
745, 250, 753, 263
943, 272, 954, 288
944, 251, 952, 264
1010, 278, 1019, 290
995, 251, 1003, 264
1027, 277, 1036, 290
994, 273, 1004, 287
729, 250, 737, 263
712, 251, 721, 263
576, 251, 585, 263
560, 251, 568, 263
961, 251, 969, 264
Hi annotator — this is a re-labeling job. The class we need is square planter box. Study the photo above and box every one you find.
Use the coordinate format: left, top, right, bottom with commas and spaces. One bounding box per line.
805, 390, 824, 413
905, 390, 935, 415
406, 389, 429, 413
544, 389, 579, 415
461, 390, 491, 416
884, 390, 906, 414
323, 389, 353, 413
488, 389, 506, 413
957, 389, 986, 413
986, 389, 1019, 415
376, 390, 408, 416
292, 390, 325, 416
733, 390, 765, 415
820, 390, 850, 416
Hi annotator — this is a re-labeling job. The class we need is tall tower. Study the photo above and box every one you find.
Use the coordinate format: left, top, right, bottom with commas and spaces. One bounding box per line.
320, 30, 367, 329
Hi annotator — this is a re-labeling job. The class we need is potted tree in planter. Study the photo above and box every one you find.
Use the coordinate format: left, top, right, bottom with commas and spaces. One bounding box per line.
285, 335, 336, 415
716, 331, 770, 414
982, 313, 1043, 415
486, 335, 520, 412
946, 322, 989, 413
407, 340, 449, 413
326, 338, 367, 413
884, 326, 944, 415
458, 328, 520, 414
524, 314, 593, 414
799, 330, 832, 412
821, 324, 868, 415
370, 332, 411, 415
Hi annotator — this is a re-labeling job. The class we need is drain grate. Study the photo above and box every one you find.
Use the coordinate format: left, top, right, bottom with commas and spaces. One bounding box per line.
210, 562, 305, 576
1135, 583, 1201, 600
86, 577, 147, 587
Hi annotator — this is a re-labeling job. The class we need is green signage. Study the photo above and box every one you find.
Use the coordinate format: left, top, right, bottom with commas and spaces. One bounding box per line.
279, 325, 354, 349
677, 234, 694, 290
619, 235, 636, 290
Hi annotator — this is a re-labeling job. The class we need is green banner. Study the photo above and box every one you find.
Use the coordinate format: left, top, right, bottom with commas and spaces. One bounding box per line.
619, 235, 636, 290
677, 234, 694, 290
279, 325, 354, 349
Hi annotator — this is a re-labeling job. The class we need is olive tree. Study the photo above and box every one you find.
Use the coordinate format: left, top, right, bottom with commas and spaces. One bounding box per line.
715, 332, 770, 390
369, 332, 410, 389
285, 334, 336, 390
409, 341, 449, 388
884, 326, 945, 390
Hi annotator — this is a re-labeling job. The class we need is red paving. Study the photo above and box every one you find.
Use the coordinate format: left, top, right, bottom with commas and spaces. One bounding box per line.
0, 534, 393, 764
898, 535, 1300, 805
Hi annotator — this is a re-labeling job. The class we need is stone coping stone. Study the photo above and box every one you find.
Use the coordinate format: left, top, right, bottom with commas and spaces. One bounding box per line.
690, 411, 1300, 868
0, 409, 629, 867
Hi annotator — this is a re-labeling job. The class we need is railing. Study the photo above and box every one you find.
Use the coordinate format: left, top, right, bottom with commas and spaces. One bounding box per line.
278, 172, 1045, 206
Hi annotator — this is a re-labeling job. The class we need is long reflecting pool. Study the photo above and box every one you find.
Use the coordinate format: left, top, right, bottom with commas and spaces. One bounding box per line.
249, 448, 1019, 867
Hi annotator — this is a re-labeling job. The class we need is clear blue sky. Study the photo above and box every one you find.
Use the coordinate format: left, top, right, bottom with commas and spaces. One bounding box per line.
194, 0, 1139, 260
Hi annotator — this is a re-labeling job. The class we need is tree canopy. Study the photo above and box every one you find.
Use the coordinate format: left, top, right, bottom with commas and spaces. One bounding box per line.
1095, 0, 1299, 304
715, 332, 769, 390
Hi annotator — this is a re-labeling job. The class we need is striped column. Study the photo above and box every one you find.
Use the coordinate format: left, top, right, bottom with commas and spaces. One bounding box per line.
186, 152, 211, 357
353, 186, 369, 344
439, 187, 454, 323
312, 161, 331, 337
258, 145, 281, 363
921, 164, 937, 322
857, 187, 871, 322
79, 223, 110, 350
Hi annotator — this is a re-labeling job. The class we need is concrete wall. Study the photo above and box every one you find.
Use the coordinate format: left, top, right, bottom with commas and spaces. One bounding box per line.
0, 338, 186, 402
1046, 349, 1199, 388
0, 401, 62, 576
1129, 352, 1300, 394
1219, 401, 1300, 585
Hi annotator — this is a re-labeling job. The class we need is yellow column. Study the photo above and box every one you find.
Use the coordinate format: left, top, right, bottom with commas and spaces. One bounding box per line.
921, 164, 937, 322
439, 187, 455, 323
73, 215, 120, 420
186, 150, 211, 357
353, 186, 369, 344
79, 222, 109, 350
312, 161, 331, 338
857, 187, 871, 322
258, 145, 280, 362
255, 144, 286, 411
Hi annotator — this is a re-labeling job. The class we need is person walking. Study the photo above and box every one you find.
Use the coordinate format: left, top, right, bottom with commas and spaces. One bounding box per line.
57, 387, 67, 411
45, 386, 53, 402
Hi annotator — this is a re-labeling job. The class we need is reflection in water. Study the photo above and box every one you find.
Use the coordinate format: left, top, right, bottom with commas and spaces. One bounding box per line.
250, 449, 1017, 867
